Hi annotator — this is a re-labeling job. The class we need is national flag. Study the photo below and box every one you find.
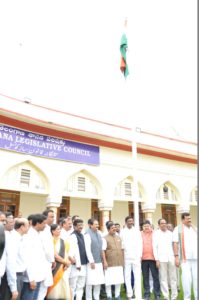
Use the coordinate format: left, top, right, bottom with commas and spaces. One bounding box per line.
120, 33, 129, 78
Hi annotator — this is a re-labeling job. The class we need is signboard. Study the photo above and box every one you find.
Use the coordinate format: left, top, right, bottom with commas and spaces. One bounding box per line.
0, 125, 100, 165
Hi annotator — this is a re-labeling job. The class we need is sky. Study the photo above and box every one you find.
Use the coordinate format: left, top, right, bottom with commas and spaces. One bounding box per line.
0, 0, 197, 141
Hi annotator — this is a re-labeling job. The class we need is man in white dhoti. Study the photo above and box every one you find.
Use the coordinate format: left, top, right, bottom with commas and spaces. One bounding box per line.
153, 218, 178, 300
84, 218, 105, 300
120, 216, 142, 300
69, 219, 88, 300
173, 212, 197, 300
102, 222, 124, 300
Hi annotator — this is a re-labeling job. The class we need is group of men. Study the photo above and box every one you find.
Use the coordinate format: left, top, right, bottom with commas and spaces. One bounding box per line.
0, 210, 197, 300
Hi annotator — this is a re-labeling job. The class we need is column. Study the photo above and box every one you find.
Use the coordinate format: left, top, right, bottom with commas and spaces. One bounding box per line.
176, 203, 190, 214
100, 209, 111, 232
144, 211, 153, 224
142, 203, 156, 225
99, 206, 112, 232
46, 195, 62, 223
176, 188, 190, 216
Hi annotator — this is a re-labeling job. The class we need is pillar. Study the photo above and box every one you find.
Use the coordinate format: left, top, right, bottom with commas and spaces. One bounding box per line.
98, 202, 113, 233
144, 211, 154, 224
142, 202, 156, 226
176, 203, 190, 214
46, 195, 62, 223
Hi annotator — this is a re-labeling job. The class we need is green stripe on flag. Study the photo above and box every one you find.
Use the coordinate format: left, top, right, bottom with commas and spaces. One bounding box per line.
120, 34, 129, 78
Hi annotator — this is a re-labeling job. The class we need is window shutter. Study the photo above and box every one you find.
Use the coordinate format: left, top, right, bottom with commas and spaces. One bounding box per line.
124, 182, 132, 196
77, 176, 86, 192
20, 169, 31, 187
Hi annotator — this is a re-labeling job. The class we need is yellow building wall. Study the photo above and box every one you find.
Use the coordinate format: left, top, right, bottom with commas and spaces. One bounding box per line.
70, 197, 91, 225
190, 205, 197, 227
111, 201, 129, 228
19, 193, 46, 218
152, 204, 162, 229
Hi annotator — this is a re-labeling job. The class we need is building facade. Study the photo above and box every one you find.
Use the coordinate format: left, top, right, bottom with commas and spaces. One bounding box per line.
0, 95, 197, 229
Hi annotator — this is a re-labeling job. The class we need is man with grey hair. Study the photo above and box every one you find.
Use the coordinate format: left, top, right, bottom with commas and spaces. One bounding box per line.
11, 218, 29, 299
85, 218, 105, 300
60, 216, 73, 240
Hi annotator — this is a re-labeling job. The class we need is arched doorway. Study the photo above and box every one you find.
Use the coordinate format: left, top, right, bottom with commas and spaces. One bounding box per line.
161, 204, 177, 226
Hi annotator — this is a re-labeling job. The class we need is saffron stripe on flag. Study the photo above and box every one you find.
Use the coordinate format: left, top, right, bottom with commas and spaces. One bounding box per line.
120, 33, 129, 78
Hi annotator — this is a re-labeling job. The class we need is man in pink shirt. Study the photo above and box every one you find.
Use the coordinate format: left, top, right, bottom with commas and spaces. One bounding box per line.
141, 220, 160, 300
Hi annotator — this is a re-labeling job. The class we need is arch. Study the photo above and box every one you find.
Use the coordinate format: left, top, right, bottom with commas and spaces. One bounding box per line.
156, 180, 180, 202
0, 160, 49, 194
114, 175, 146, 202
63, 168, 102, 199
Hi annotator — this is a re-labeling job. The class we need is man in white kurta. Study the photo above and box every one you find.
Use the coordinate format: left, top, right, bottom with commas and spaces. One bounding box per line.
60, 216, 73, 240
21, 214, 48, 300
84, 219, 105, 300
173, 212, 197, 300
37, 209, 55, 300
0, 220, 18, 300
120, 216, 142, 300
153, 219, 177, 300
10, 218, 29, 300
102, 223, 124, 300
69, 219, 88, 300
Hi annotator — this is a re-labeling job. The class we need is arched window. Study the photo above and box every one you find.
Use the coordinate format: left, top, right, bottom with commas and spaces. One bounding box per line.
114, 178, 142, 200
156, 183, 178, 202
2, 161, 48, 193
64, 171, 99, 197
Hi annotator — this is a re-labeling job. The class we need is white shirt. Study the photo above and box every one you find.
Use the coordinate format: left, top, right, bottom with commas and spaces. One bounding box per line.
173, 225, 197, 259
40, 224, 55, 263
23, 227, 48, 282
68, 233, 81, 268
0, 249, 6, 282
120, 226, 142, 261
2, 232, 17, 292
153, 229, 174, 262
60, 228, 73, 241
11, 230, 27, 273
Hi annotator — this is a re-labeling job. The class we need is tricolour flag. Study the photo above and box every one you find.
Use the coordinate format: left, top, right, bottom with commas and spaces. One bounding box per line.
120, 33, 129, 78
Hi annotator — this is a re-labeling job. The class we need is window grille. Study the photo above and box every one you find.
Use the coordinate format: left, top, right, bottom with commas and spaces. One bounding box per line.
20, 169, 31, 187
77, 176, 86, 192
124, 182, 132, 196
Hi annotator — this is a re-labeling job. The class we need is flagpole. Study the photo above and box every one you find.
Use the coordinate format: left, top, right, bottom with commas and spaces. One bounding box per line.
120, 17, 140, 229
120, 16, 143, 300
131, 127, 139, 230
